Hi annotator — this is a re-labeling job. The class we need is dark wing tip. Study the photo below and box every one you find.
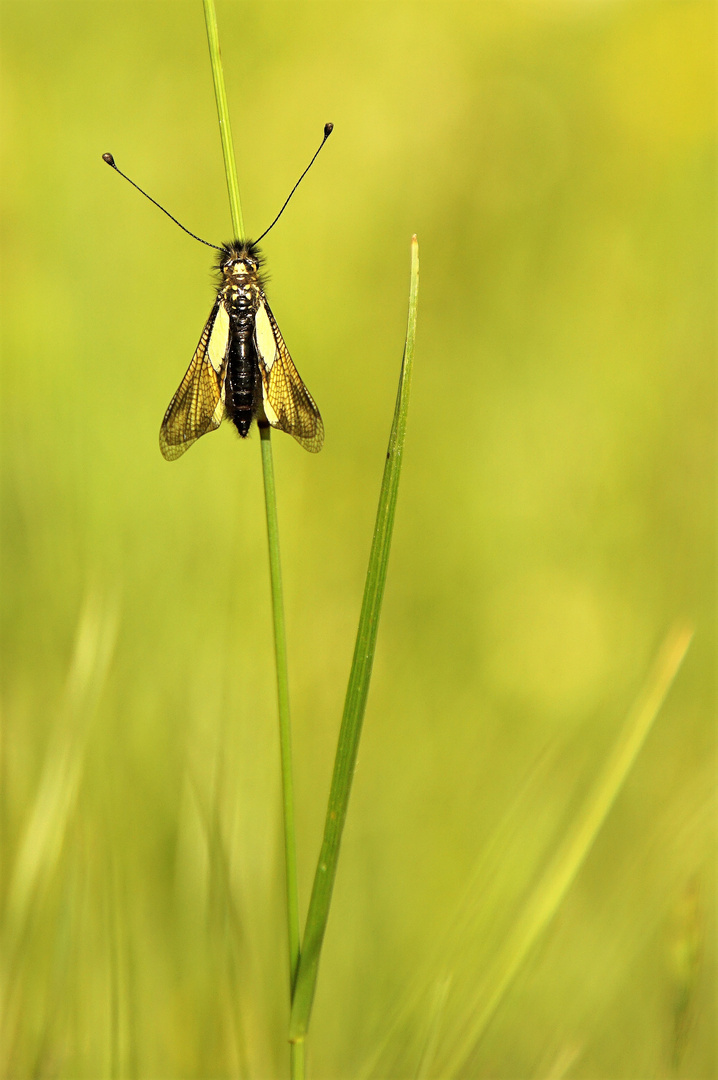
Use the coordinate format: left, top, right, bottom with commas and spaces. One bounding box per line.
159, 429, 191, 461
296, 413, 324, 453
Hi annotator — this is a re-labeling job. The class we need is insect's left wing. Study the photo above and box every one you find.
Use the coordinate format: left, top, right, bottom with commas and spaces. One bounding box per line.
254, 299, 324, 453
159, 298, 230, 461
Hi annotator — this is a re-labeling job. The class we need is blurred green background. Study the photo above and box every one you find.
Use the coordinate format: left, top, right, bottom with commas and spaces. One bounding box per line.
1, 2, 715, 1077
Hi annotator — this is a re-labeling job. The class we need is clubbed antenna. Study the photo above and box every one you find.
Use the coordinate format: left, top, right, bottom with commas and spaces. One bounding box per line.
102, 153, 222, 251
255, 123, 334, 244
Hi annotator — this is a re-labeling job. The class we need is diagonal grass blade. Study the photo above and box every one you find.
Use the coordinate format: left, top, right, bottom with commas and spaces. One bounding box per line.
289, 236, 420, 1042
440, 622, 693, 1074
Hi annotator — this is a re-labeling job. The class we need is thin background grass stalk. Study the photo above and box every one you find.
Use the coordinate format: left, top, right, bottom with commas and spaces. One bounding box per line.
2, 594, 118, 1067
440, 622, 694, 1074
202, 3, 303, 1075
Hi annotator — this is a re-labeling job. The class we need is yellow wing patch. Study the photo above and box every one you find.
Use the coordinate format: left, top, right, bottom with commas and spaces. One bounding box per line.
254, 302, 278, 371
255, 299, 324, 453
159, 299, 229, 461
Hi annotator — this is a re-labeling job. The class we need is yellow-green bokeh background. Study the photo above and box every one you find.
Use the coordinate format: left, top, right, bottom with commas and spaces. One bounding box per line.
1, 2, 715, 1077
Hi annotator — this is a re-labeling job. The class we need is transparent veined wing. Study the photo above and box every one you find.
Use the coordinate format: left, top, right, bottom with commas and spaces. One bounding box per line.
159, 298, 230, 460
254, 298, 324, 453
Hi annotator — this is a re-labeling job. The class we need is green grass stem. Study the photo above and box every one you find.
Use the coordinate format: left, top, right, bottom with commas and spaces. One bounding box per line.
259, 423, 302, 987
202, 0, 244, 240
202, 4, 302, 1074
289, 236, 420, 1043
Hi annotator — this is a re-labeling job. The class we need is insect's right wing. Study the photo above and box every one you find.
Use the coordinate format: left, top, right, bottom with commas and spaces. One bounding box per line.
254, 298, 324, 453
159, 297, 230, 461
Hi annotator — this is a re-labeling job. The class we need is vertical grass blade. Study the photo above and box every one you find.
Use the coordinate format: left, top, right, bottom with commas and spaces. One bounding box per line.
289, 236, 420, 1042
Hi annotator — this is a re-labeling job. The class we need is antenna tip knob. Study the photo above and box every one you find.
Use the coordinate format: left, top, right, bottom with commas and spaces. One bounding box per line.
324, 123, 334, 139
102, 152, 116, 166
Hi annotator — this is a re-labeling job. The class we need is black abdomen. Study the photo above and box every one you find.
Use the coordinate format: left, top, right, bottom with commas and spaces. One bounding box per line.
225, 312, 259, 439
